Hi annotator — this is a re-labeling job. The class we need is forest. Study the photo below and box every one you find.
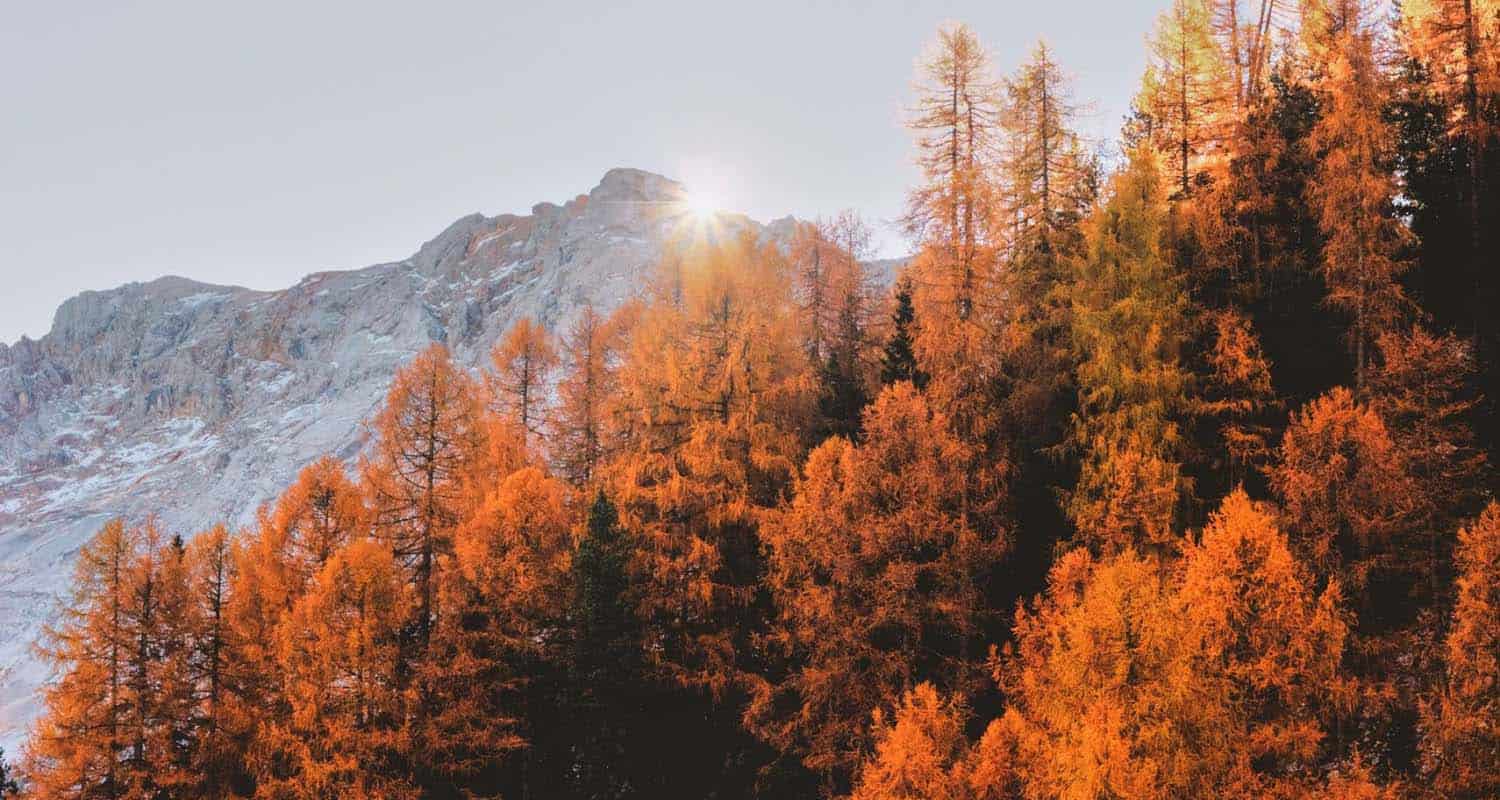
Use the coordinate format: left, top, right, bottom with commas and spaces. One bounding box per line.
7, 0, 1500, 797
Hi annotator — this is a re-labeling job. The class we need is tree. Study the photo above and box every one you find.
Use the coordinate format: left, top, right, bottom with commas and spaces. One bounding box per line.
905, 22, 1003, 321
752, 384, 1002, 792
847, 684, 974, 800
1196, 308, 1279, 490
1370, 329, 1489, 606
1136, 0, 1230, 197
419, 465, 573, 795
996, 491, 1348, 799
1270, 387, 1413, 596
552, 305, 621, 487
1175, 489, 1350, 791
1400, 0, 1499, 290
996, 40, 1093, 465
605, 234, 814, 795
607, 233, 812, 692
363, 343, 486, 655
23, 519, 139, 799
489, 317, 559, 450
564, 490, 651, 799
184, 524, 244, 796
267, 456, 366, 590
258, 539, 412, 799
1305, 0, 1413, 391
1420, 502, 1500, 799
1067, 148, 1194, 553
879, 277, 925, 390
1001, 547, 1225, 799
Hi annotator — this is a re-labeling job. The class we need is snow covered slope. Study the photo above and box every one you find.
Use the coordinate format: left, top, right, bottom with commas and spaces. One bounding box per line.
0, 168, 845, 752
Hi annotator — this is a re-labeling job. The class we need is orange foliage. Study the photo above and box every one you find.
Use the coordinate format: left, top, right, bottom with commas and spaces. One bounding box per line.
1270, 387, 1413, 590
1421, 503, 1500, 799
752, 384, 1002, 785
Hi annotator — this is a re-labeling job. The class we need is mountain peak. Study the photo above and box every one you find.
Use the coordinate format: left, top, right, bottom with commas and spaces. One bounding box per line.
589, 168, 686, 205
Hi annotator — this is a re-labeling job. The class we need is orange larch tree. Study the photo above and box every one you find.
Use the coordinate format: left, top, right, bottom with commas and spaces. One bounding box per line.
258, 539, 413, 799
606, 233, 813, 692
1067, 148, 1195, 553
488, 317, 558, 452
420, 465, 573, 794
1421, 502, 1500, 799
1304, 0, 1412, 392
362, 343, 487, 656
551, 305, 621, 487
23, 520, 140, 799
752, 383, 1003, 792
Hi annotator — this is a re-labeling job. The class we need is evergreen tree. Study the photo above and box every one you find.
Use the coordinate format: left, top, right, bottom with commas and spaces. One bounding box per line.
878, 278, 924, 390
565, 491, 651, 799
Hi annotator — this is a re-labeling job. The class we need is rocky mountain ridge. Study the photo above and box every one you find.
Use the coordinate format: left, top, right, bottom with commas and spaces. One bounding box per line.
0, 168, 833, 751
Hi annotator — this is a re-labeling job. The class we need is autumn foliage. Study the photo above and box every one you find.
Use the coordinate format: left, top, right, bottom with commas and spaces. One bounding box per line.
16, 4, 1500, 798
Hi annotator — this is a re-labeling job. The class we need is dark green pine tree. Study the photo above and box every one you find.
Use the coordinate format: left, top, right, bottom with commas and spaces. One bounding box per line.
0, 748, 17, 798
879, 278, 926, 390
564, 491, 647, 800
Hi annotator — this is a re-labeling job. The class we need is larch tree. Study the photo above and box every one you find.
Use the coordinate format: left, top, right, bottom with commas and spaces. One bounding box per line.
362, 343, 486, 657
184, 524, 243, 797
1000, 547, 1228, 799
1369, 329, 1489, 607
1270, 387, 1414, 598
905, 25, 1010, 514
1304, 0, 1412, 392
488, 317, 559, 451
1421, 502, 1500, 799
1174, 489, 1350, 793
1067, 148, 1194, 554
905, 22, 1003, 322
997, 41, 1094, 461
23, 519, 140, 799
1196, 308, 1279, 490
606, 233, 813, 692
266, 456, 366, 591
752, 383, 1002, 792
118, 522, 196, 797
1137, 0, 1230, 197
551, 304, 621, 487
846, 684, 975, 800
259, 538, 413, 799
421, 465, 572, 795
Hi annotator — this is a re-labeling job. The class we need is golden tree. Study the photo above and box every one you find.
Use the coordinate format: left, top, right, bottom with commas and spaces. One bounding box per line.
488, 317, 558, 451
1305, 0, 1412, 391
23, 520, 140, 798
847, 684, 975, 800
257, 539, 412, 799
1421, 502, 1500, 799
419, 466, 573, 789
752, 384, 1002, 789
607, 233, 813, 691
362, 343, 487, 654
551, 305, 622, 487
1067, 148, 1193, 553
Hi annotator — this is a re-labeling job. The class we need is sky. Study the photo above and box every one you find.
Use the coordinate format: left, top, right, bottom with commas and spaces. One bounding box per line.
0, 0, 1161, 345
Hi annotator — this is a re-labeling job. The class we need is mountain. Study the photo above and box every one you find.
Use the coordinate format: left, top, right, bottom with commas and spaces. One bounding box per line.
0, 168, 888, 752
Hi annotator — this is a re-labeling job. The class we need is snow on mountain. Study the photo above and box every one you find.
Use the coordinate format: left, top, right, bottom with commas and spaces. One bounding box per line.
0, 168, 880, 753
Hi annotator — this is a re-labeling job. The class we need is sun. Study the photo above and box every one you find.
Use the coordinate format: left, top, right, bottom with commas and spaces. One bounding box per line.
683, 190, 722, 220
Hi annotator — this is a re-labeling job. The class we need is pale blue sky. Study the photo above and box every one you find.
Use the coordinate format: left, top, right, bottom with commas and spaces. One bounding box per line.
0, 1, 1159, 344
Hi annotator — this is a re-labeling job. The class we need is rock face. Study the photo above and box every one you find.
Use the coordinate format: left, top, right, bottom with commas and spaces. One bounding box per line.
0, 168, 868, 751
